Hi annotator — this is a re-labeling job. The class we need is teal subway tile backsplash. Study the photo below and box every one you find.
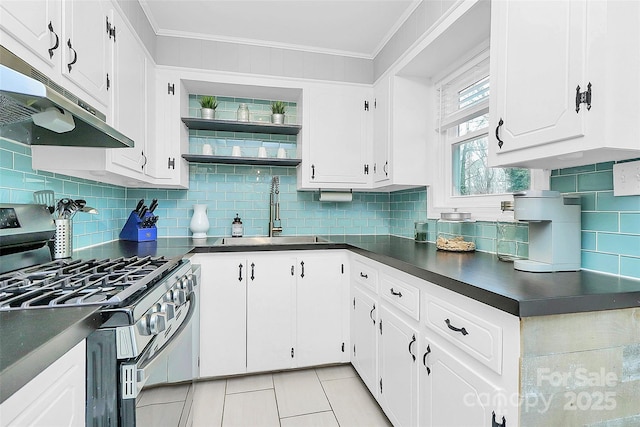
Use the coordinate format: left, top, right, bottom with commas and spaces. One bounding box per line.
0, 140, 128, 250
551, 160, 640, 279
1, 133, 637, 279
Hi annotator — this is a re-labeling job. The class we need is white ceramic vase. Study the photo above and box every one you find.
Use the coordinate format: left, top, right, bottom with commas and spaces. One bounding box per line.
189, 204, 209, 239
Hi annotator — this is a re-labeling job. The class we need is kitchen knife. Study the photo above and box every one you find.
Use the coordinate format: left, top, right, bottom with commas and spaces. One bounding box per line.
138, 206, 148, 219
148, 199, 158, 213
134, 199, 144, 214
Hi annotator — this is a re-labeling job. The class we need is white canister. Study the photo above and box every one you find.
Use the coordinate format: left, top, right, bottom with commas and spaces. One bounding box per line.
189, 204, 209, 239
202, 144, 213, 155
237, 103, 250, 122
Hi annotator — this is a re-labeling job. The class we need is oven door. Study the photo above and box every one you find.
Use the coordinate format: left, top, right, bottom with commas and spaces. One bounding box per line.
86, 266, 200, 427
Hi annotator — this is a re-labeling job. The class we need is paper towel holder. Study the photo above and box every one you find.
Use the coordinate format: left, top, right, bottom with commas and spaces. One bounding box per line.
318, 189, 353, 202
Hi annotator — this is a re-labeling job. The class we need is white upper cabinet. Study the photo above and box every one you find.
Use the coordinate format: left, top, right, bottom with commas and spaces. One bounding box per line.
0, 0, 111, 111
62, 0, 112, 108
109, 8, 148, 176
0, 0, 61, 72
489, 0, 640, 169
298, 82, 372, 190
372, 75, 391, 186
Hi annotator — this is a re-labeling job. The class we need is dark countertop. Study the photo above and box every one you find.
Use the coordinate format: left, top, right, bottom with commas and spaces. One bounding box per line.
3, 234, 638, 402
74, 235, 640, 318
0, 307, 103, 403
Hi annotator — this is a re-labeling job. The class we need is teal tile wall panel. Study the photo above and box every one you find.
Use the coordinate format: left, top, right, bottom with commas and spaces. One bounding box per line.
127, 164, 391, 238
552, 160, 640, 279
389, 187, 427, 238
0, 140, 128, 251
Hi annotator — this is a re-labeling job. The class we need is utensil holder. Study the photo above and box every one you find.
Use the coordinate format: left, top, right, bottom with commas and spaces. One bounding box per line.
54, 219, 72, 258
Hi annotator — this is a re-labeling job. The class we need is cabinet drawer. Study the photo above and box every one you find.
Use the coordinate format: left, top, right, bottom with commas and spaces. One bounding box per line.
380, 272, 419, 321
352, 259, 378, 293
424, 294, 503, 374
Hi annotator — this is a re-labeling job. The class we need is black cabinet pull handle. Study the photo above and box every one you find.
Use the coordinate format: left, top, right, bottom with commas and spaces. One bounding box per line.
250, 262, 255, 281
369, 304, 376, 325
495, 118, 504, 149
48, 21, 59, 58
238, 263, 243, 282
492, 412, 506, 427
408, 334, 416, 362
300, 261, 305, 278
445, 318, 468, 335
384, 161, 388, 176
291, 265, 294, 276
423, 345, 431, 375
66, 39, 77, 72
575, 83, 592, 113
311, 164, 315, 180
360, 272, 368, 279
390, 288, 402, 298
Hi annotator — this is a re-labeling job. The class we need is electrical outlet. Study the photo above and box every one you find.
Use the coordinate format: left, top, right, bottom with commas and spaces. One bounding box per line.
613, 160, 640, 196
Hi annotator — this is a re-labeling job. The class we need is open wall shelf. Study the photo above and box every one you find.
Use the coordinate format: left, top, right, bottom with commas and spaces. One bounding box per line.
182, 118, 301, 136
182, 154, 301, 167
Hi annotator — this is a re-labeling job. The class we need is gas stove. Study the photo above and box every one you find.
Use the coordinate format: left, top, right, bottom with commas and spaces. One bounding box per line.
0, 255, 183, 310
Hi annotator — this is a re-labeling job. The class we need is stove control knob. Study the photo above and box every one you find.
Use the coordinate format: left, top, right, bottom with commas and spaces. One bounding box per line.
150, 303, 162, 313
163, 290, 174, 303
146, 312, 166, 335
179, 275, 194, 293
161, 302, 176, 320
172, 289, 187, 306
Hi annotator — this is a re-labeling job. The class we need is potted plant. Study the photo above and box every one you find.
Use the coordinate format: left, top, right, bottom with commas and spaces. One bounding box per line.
200, 95, 218, 120
271, 101, 286, 124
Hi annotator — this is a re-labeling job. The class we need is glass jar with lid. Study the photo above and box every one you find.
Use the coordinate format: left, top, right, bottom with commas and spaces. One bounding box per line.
436, 211, 476, 252
237, 103, 250, 122
496, 201, 526, 262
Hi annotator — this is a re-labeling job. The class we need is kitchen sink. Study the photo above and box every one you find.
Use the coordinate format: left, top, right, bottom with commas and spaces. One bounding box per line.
213, 236, 329, 246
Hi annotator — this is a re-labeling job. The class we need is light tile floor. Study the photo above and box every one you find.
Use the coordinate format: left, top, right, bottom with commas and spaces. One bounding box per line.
137, 364, 392, 427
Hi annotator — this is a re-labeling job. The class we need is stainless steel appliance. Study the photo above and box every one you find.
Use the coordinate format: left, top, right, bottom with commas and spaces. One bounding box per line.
0, 203, 199, 426
0, 45, 133, 148
513, 190, 581, 272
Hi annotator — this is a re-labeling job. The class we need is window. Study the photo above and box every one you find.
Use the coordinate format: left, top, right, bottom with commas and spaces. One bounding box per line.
427, 50, 544, 220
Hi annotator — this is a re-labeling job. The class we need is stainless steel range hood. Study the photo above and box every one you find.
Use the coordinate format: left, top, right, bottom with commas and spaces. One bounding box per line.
0, 46, 133, 148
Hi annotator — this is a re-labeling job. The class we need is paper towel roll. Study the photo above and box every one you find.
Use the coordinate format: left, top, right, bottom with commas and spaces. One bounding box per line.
319, 191, 353, 202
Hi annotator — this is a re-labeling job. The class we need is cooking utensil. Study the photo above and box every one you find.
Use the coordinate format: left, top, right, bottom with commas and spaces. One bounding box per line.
33, 190, 55, 214
80, 206, 99, 215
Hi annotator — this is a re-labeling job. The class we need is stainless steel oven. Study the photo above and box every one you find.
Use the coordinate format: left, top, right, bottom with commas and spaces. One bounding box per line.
0, 204, 199, 426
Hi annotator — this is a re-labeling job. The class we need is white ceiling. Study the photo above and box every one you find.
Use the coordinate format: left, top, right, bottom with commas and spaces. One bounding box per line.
139, 0, 419, 59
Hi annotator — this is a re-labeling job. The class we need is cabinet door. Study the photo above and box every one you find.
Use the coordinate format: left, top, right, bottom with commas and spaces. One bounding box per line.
490, 0, 587, 155
109, 12, 147, 175
420, 337, 504, 427
195, 254, 247, 377
378, 305, 419, 427
0, 0, 60, 72
350, 285, 378, 396
295, 252, 346, 367
150, 71, 188, 185
372, 75, 391, 185
0, 340, 85, 426
63, 0, 111, 107
306, 84, 370, 187
246, 253, 296, 372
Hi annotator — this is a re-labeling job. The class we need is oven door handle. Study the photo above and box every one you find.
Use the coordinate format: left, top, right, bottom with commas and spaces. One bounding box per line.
136, 291, 199, 396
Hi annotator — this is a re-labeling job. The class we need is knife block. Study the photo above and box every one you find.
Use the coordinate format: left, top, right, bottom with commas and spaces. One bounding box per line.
119, 211, 157, 242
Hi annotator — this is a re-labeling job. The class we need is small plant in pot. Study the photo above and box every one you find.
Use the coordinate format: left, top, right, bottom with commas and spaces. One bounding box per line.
200, 96, 218, 120
271, 101, 286, 124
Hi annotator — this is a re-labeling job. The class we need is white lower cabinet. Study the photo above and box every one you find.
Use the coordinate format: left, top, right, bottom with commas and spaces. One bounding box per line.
295, 251, 348, 367
195, 250, 347, 378
0, 340, 86, 427
350, 284, 378, 395
420, 335, 504, 427
377, 305, 419, 427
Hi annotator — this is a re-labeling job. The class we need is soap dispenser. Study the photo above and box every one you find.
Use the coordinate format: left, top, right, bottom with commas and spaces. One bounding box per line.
231, 213, 243, 237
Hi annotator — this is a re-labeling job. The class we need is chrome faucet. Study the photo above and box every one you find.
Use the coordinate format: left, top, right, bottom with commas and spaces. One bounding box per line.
269, 176, 282, 236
